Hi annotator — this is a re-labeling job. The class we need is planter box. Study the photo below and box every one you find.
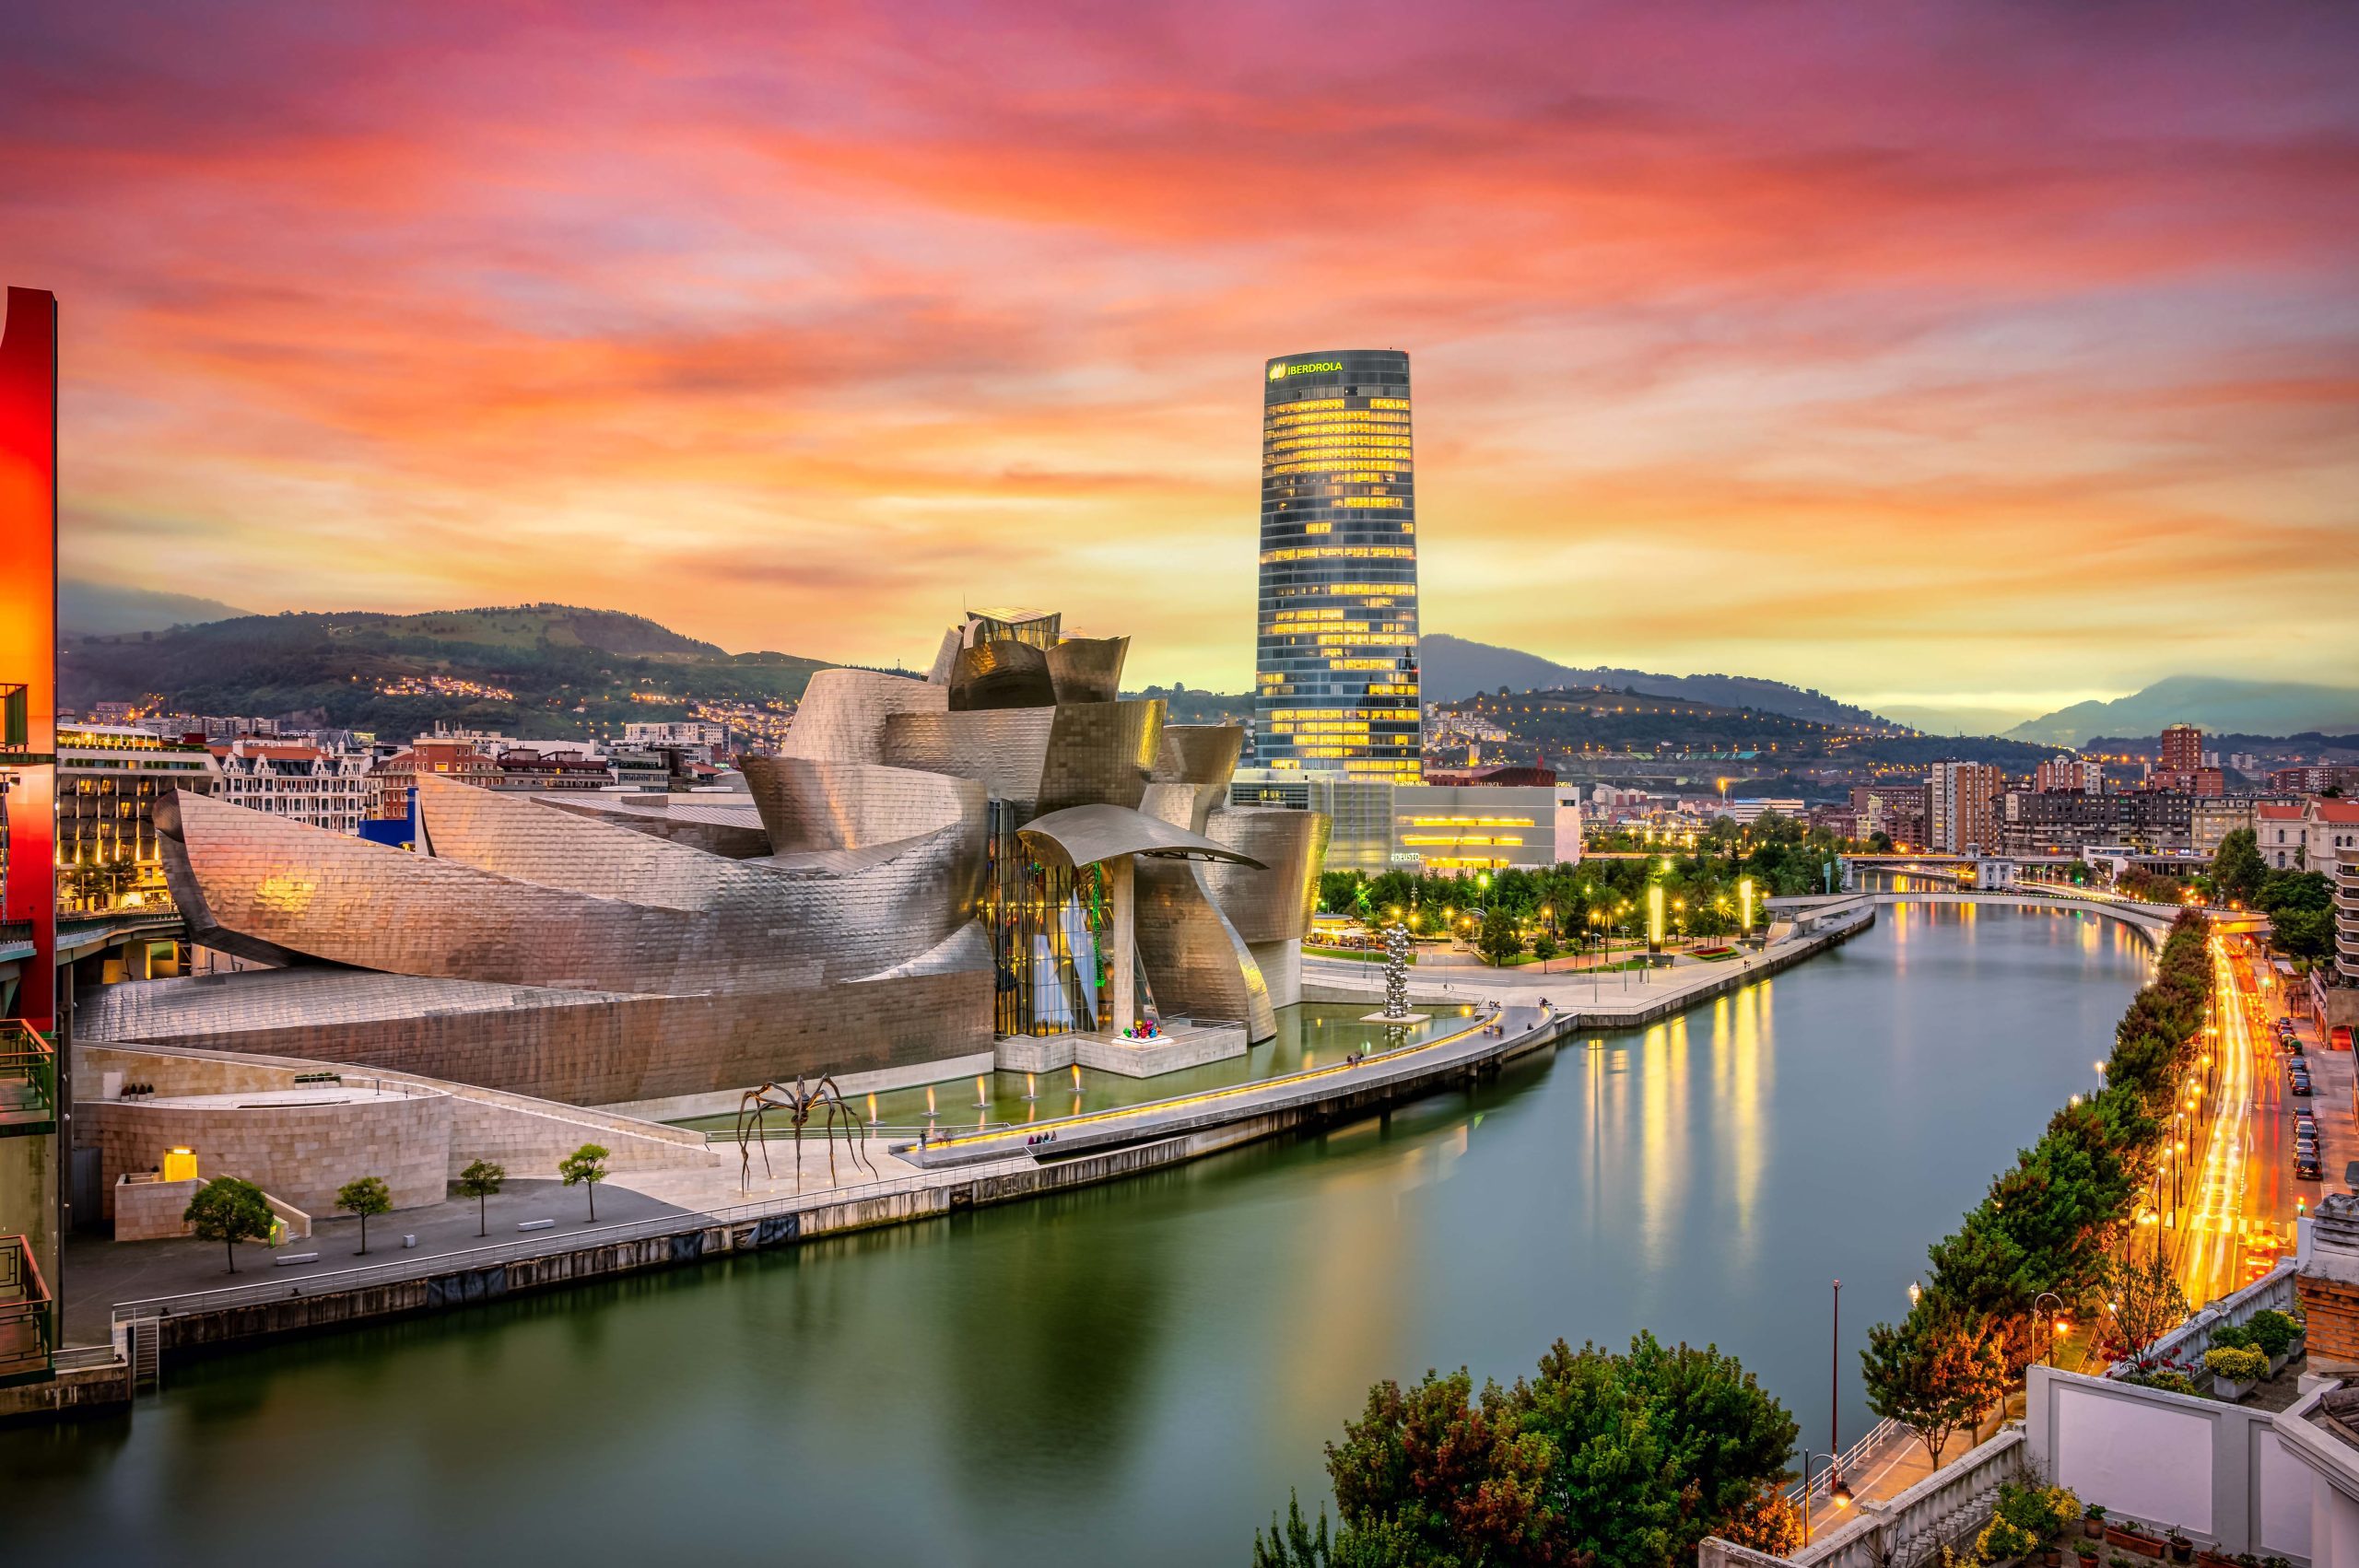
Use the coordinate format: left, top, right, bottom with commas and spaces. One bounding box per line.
2214, 1376, 2257, 1402
2085, 1520, 2108, 1541
2106, 1528, 2168, 1558
2266, 1352, 2288, 1378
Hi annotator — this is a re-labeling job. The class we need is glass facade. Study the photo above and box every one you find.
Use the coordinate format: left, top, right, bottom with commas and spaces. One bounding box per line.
984, 801, 1119, 1037
1254, 349, 1420, 778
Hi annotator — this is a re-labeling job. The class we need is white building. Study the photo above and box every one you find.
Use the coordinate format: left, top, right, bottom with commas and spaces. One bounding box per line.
2258, 799, 2359, 871
210, 739, 370, 834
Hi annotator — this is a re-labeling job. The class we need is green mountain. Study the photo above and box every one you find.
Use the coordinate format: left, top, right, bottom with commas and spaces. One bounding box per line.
2006, 676, 2359, 748
1419, 634, 1905, 730
61, 603, 831, 740
59, 579, 251, 636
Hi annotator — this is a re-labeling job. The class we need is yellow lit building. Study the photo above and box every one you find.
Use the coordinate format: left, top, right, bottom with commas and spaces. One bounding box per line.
1254, 350, 1421, 778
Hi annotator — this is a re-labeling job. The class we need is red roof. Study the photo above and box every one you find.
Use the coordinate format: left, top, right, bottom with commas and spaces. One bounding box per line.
2313, 800, 2359, 825
2257, 803, 2305, 821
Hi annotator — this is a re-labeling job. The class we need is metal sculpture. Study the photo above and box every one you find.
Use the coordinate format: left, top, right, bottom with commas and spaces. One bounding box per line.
1381, 922, 1413, 1020
734, 1074, 876, 1192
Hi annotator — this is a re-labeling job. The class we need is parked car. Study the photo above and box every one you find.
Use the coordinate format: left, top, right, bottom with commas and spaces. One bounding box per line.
2296, 1156, 2323, 1181
2293, 1080, 2314, 1097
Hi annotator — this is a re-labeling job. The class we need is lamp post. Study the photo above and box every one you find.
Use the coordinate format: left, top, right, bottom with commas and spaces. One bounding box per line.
1798, 1449, 1853, 1546
2034, 1292, 2067, 1367
1829, 1278, 1844, 1503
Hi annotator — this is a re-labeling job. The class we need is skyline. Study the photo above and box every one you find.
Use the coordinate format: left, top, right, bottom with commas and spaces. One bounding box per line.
6, 3, 2358, 727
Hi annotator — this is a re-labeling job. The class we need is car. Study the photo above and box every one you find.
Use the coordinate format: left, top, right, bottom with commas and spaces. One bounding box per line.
2296, 1158, 2323, 1181
2293, 1080, 2314, 1096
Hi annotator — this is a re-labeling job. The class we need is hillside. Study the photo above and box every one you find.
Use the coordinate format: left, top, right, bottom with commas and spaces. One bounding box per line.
1420, 634, 1904, 730
1441, 686, 2053, 770
61, 603, 831, 740
2008, 676, 2359, 747
59, 579, 251, 636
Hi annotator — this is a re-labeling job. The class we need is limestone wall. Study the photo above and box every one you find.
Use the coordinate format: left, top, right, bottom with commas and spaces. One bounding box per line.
86, 1090, 451, 1220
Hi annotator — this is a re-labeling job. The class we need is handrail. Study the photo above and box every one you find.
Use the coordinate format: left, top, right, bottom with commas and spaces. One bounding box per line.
0, 1019, 56, 1121
0, 1233, 54, 1377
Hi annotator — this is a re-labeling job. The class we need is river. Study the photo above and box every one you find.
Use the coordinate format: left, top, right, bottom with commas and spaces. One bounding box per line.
6, 901, 2150, 1565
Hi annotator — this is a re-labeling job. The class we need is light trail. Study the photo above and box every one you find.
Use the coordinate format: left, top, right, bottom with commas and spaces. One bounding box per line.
2177, 936, 2256, 1305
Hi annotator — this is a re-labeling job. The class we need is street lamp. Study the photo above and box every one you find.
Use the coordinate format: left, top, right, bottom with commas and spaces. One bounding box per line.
2034, 1292, 2067, 1366
1797, 1451, 1853, 1545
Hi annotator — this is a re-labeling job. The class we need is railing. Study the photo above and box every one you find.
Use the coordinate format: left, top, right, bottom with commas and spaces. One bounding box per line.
1788, 1417, 1903, 1507
0, 1019, 55, 1130
2113, 1257, 2298, 1377
1794, 1428, 2029, 1568
110, 1154, 1033, 1324
0, 1233, 54, 1378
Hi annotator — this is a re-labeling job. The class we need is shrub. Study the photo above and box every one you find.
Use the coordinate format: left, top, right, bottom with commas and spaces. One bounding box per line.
2207, 1323, 2254, 1352
2203, 1345, 2269, 1385
1996, 1482, 2083, 1543
2246, 1310, 2301, 1359
1978, 1516, 2042, 1564
2122, 1368, 2199, 1396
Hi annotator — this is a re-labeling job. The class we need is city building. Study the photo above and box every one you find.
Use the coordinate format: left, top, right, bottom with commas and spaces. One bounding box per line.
2274, 765, 2359, 795
2001, 788, 2194, 856
2336, 848, 2357, 989
2257, 798, 2359, 871
366, 741, 499, 819
1928, 760, 2006, 854
1423, 762, 1557, 788
622, 720, 729, 756
1252, 349, 1421, 780
2160, 721, 2202, 774
209, 737, 370, 833
2190, 798, 2254, 858
1, 284, 59, 1386
54, 726, 216, 914
1231, 768, 1580, 873
2035, 753, 2106, 795
488, 747, 614, 793
1718, 797, 1805, 825
89, 608, 1331, 1102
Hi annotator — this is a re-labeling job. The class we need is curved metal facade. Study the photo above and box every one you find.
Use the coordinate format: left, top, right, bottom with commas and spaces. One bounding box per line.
112, 606, 1334, 1100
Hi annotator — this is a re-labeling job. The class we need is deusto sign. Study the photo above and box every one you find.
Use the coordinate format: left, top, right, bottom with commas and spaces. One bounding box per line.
1269, 360, 1344, 380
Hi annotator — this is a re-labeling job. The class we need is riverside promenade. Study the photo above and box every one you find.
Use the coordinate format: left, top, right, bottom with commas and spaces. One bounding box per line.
96, 906, 1877, 1376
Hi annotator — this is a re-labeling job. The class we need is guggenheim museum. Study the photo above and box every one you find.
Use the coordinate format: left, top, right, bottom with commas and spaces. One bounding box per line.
85, 610, 1332, 1114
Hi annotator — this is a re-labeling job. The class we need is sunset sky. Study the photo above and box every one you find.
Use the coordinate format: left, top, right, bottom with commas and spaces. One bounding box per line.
5, 2, 2355, 727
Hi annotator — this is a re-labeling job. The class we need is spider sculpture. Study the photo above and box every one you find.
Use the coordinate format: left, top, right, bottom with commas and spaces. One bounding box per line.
734, 1074, 877, 1192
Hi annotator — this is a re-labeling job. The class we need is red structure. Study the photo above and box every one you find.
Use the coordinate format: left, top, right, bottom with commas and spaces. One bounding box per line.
0, 287, 56, 1034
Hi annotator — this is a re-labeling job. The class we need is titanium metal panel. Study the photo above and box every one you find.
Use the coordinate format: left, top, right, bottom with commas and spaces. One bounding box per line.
1201, 807, 1330, 945
1133, 856, 1276, 1041
948, 639, 1056, 710
780, 667, 947, 764
1037, 699, 1163, 815
1045, 636, 1128, 705
882, 707, 1058, 814
541, 794, 772, 859
1018, 802, 1263, 871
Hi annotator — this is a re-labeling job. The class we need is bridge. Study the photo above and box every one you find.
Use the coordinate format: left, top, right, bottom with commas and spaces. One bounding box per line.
1767, 880, 2270, 942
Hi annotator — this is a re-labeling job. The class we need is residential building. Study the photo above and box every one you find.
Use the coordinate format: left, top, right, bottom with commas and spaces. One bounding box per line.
2001, 789, 2194, 856
622, 720, 728, 755
2191, 798, 2254, 858
1928, 760, 2006, 854
366, 742, 499, 820
489, 747, 614, 793
2035, 753, 2106, 795
54, 725, 217, 913
2336, 848, 2356, 989
211, 738, 370, 833
2275, 765, 2359, 794
1253, 349, 1421, 779
2160, 722, 2202, 774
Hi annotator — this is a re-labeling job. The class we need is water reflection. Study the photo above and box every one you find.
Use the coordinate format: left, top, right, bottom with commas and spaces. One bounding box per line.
8, 907, 2154, 1568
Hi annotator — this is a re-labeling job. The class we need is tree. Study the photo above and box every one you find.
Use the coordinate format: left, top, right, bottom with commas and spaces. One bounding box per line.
335, 1175, 393, 1256
2271, 907, 2335, 966
1531, 930, 1559, 972
1477, 907, 1523, 967
2102, 1254, 2190, 1370
456, 1158, 507, 1236
1305, 1333, 1796, 1568
183, 1176, 275, 1274
2209, 828, 2266, 907
558, 1143, 611, 1221
1860, 1293, 2010, 1468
